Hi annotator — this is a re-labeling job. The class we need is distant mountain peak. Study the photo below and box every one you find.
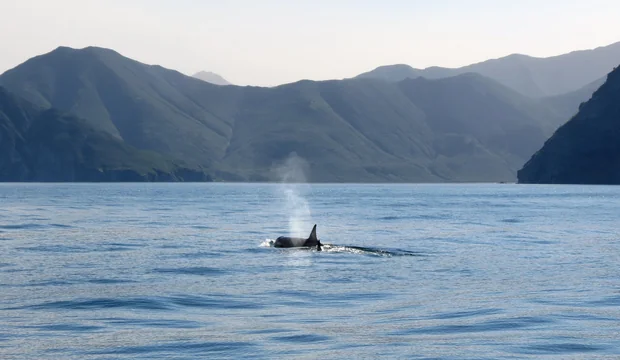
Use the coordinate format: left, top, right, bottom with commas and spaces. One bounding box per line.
192, 71, 232, 86
50, 45, 119, 56
357, 41, 620, 97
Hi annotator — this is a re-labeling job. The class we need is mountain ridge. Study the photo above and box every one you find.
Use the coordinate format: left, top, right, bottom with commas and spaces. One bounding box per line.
0, 45, 603, 182
356, 41, 620, 98
518, 66, 620, 184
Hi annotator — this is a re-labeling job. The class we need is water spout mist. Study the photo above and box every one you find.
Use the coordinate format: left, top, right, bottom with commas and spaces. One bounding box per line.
275, 153, 312, 238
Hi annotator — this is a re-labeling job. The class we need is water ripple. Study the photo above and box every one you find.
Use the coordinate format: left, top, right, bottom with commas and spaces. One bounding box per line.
517, 343, 607, 354
16, 245, 88, 253
22, 324, 104, 332
101, 317, 203, 329
271, 334, 330, 343
392, 316, 552, 335
153, 267, 227, 276
167, 295, 265, 310
431, 308, 503, 320
0, 223, 46, 230
87, 341, 258, 356
11, 295, 266, 312
16, 298, 172, 311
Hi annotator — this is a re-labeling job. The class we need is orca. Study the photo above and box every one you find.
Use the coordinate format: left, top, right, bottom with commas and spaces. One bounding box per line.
274, 224, 322, 251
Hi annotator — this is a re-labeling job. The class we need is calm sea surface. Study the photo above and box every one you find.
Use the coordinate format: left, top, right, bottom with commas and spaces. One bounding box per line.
0, 183, 619, 359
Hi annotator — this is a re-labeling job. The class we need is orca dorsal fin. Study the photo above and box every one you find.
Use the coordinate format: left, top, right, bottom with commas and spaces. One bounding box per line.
308, 224, 317, 241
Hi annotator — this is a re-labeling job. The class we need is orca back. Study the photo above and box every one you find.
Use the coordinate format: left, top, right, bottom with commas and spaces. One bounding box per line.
274, 236, 306, 248
273, 224, 319, 248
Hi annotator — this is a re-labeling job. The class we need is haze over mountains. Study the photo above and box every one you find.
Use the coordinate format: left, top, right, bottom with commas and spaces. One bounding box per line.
357, 41, 620, 98
0, 42, 618, 182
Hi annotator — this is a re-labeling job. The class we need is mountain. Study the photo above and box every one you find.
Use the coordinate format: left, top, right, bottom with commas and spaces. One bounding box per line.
357, 41, 620, 98
0, 86, 211, 182
356, 64, 424, 83
518, 66, 620, 184
539, 76, 606, 121
186, 73, 562, 182
0, 46, 244, 170
192, 71, 232, 86
396, 74, 562, 176
0, 46, 570, 182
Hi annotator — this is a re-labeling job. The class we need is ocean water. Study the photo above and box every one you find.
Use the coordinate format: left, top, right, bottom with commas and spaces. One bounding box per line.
0, 183, 619, 359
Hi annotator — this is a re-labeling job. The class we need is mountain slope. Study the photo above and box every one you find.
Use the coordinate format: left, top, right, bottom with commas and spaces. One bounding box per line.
397, 74, 560, 174
0, 87, 210, 182
0, 46, 568, 182
518, 66, 620, 184
217, 75, 558, 182
192, 71, 232, 85
357, 41, 620, 97
539, 76, 606, 121
219, 79, 437, 182
0, 46, 243, 168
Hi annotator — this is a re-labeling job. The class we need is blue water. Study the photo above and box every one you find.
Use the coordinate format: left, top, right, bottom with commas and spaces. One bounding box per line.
1, 183, 619, 359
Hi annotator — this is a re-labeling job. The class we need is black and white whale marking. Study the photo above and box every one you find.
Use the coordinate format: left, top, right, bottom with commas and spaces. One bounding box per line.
274, 224, 322, 251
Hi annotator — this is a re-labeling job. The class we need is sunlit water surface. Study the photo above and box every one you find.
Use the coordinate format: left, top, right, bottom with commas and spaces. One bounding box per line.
0, 183, 619, 359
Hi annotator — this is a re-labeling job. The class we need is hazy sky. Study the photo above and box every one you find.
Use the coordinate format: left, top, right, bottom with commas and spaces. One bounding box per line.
1, 0, 619, 86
